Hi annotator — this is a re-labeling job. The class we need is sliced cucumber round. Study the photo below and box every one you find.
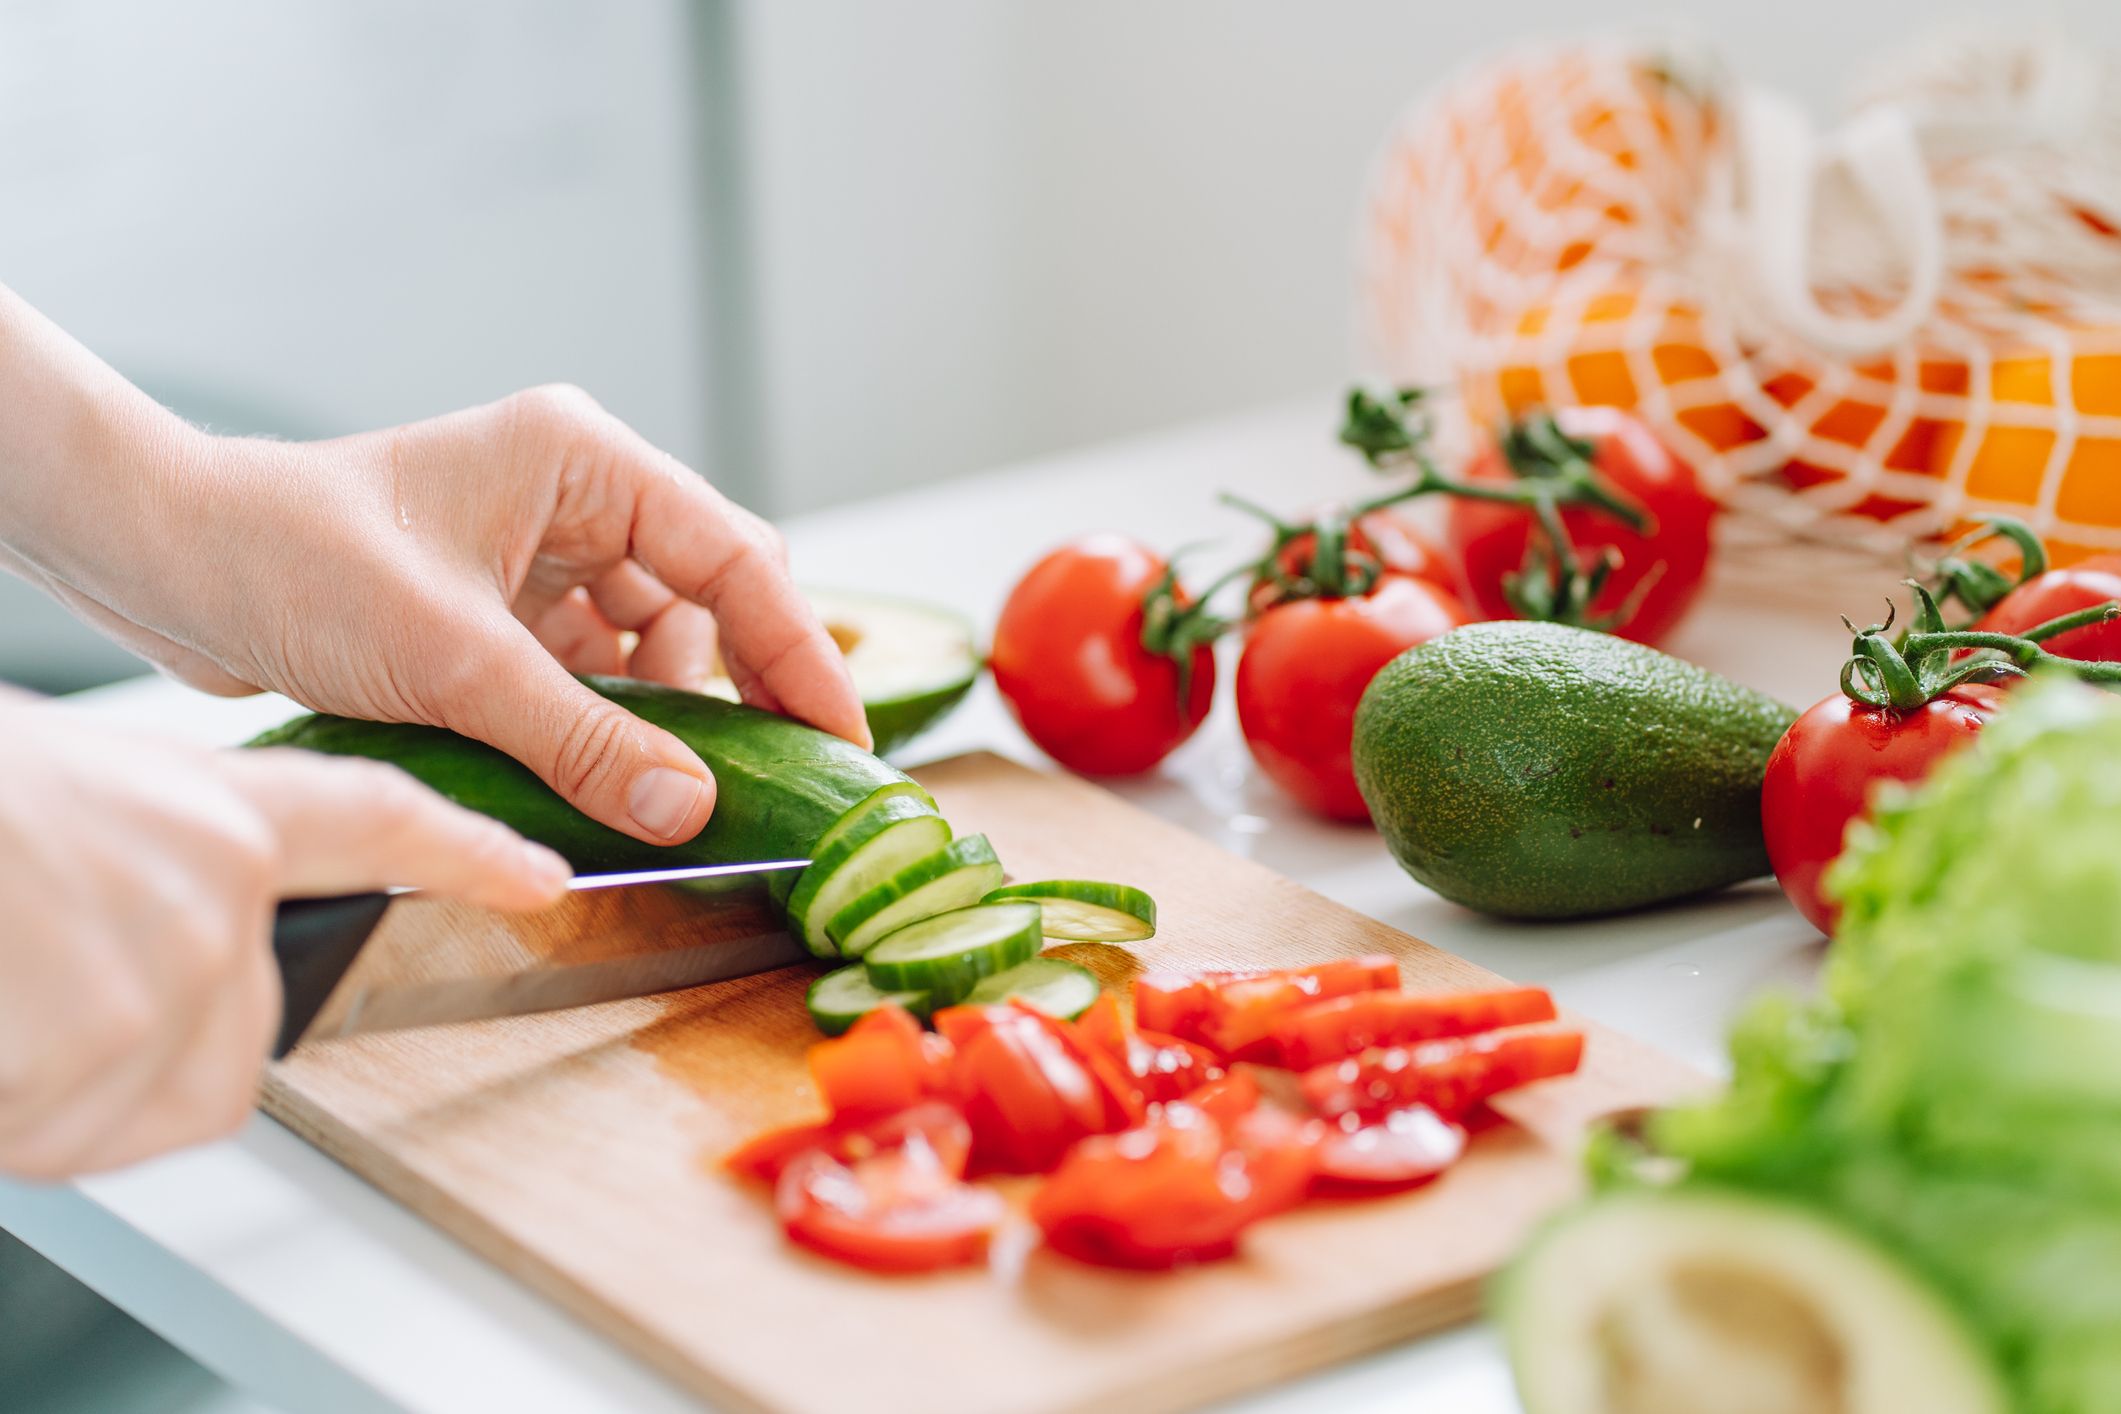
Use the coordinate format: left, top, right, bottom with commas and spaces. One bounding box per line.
981, 880, 1156, 942
805, 964, 931, 1036
768, 782, 938, 909
829, 834, 1005, 957
962, 956, 1102, 1020
700, 589, 981, 757
1502, 1189, 2008, 1414
863, 902, 1042, 1005
784, 799, 951, 957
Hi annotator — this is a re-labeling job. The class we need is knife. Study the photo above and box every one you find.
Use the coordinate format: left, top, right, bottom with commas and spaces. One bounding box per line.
269, 859, 811, 1059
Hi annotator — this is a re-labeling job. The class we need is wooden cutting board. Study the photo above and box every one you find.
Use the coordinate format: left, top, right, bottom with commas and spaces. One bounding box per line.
263, 752, 1706, 1414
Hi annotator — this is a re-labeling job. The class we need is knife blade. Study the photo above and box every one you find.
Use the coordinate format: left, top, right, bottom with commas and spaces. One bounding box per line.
270, 858, 811, 1058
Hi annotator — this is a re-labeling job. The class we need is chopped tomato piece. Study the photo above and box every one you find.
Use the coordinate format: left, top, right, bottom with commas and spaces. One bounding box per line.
1310, 1107, 1466, 1193
1224, 1103, 1319, 1218
724, 1100, 971, 1184
944, 1004, 1127, 1173
1006, 1000, 1147, 1129
1302, 1031, 1586, 1122
1133, 957, 1401, 1058
1180, 1070, 1262, 1125
775, 1139, 1004, 1274
808, 1005, 952, 1117
1078, 991, 1224, 1105
1269, 987, 1558, 1071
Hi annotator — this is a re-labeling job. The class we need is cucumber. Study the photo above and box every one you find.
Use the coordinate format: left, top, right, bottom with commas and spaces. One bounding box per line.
981, 880, 1156, 942
805, 964, 931, 1035
1501, 1189, 2008, 1414
784, 799, 952, 957
962, 956, 1102, 1019
249, 677, 915, 876
829, 835, 1005, 957
700, 589, 982, 756
863, 902, 1042, 1005
769, 781, 936, 908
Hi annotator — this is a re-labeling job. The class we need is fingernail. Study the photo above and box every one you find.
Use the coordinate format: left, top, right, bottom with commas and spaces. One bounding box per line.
628, 767, 706, 840
522, 843, 573, 890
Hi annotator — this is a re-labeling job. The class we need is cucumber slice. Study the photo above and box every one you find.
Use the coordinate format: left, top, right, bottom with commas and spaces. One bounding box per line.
829, 834, 1005, 957
700, 589, 982, 757
981, 880, 1156, 942
962, 956, 1102, 1019
786, 803, 952, 957
1502, 1189, 2008, 1414
805, 964, 931, 1036
864, 903, 1043, 1005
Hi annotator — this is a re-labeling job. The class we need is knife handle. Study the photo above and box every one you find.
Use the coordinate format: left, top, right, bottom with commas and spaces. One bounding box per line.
270, 893, 393, 1059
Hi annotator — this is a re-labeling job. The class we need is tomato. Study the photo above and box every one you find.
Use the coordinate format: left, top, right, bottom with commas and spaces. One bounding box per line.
1077, 994, 1224, 1106
1973, 556, 2121, 664
776, 1139, 1004, 1274
991, 535, 1215, 776
937, 1004, 1133, 1174
1237, 576, 1471, 820
1311, 1107, 1466, 1194
1249, 508, 1458, 613
1180, 1070, 1263, 1126
1267, 986, 1558, 1071
724, 1100, 972, 1185
1448, 407, 1715, 645
1301, 1030, 1586, 1122
1132, 958, 1401, 1058
1761, 686, 2001, 935
808, 1005, 952, 1117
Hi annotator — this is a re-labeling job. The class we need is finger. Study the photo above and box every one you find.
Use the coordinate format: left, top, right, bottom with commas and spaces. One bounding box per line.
531, 587, 628, 676
587, 562, 719, 688
433, 624, 720, 846
223, 748, 574, 907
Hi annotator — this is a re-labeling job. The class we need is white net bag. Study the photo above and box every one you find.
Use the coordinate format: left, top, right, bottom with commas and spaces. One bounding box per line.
1358, 28, 2121, 569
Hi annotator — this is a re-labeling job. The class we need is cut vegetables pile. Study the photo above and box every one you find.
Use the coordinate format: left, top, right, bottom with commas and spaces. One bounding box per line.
728, 960, 1583, 1274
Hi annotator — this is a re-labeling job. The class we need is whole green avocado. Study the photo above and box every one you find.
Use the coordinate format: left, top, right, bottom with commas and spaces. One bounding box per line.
1351, 621, 1797, 919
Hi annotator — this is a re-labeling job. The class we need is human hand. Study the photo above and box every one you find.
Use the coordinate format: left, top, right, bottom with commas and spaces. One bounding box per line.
0, 704, 571, 1180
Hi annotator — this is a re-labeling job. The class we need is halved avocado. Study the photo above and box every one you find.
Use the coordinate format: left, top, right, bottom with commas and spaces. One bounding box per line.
1501, 1189, 2007, 1414
701, 588, 981, 756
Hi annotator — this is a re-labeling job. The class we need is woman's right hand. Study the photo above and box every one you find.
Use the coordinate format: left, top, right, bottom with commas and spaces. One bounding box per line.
0, 702, 572, 1181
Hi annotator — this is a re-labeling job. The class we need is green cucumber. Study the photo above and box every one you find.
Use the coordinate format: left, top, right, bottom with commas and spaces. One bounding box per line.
785, 800, 952, 957
805, 964, 931, 1035
770, 782, 937, 908
981, 880, 1156, 942
863, 903, 1042, 1005
962, 956, 1102, 1019
247, 677, 917, 877
829, 834, 1005, 957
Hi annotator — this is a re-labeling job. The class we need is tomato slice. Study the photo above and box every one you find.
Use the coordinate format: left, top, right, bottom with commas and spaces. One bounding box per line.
724, 1100, 971, 1185
1031, 1102, 1262, 1269
941, 1005, 1126, 1174
1133, 958, 1401, 1057
1302, 1031, 1586, 1121
1078, 992, 1224, 1105
1180, 1070, 1262, 1125
1224, 1103, 1319, 1219
1268, 986, 1558, 1071
775, 1139, 1005, 1274
1310, 1107, 1466, 1193
808, 1005, 953, 1117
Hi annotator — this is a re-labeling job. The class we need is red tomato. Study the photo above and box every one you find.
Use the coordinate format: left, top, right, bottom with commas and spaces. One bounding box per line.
724, 1101, 972, 1185
1302, 1030, 1585, 1122
938, 1005, 1132, 1174
1237, 576, 1471, 820
1268, 986, 1558, 1071
775, 1141, 1004, 1274
1250, 508, 1458, 612
1132, 958, 1401, 1058
1973, 555, 2121, 663
1760, 686, 2000, 935
1311, 1107, 1466, 1194
808, 1006, 953, 1117
991, 535, 1215, 776
1077, 994, 1225, 1105
1180, 1070, 1264, 1126
1449, 407, 1714, 645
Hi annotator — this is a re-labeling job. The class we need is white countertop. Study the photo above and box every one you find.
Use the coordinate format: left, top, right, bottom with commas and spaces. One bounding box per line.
0, 397, 1859, 1414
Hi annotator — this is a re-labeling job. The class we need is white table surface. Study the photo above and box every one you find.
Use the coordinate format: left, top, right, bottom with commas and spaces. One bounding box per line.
0, 396, 1863, 1414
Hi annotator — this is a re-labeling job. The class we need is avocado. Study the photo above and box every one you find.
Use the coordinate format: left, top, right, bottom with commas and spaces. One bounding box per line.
1351, 621, 1796, 919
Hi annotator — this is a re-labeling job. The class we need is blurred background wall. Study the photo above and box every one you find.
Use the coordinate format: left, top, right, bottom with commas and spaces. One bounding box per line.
5, 0, 2121, 692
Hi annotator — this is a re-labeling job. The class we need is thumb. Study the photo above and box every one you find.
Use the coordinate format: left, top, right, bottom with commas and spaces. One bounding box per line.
442, 627, 719, 847
222, 749, 574, 909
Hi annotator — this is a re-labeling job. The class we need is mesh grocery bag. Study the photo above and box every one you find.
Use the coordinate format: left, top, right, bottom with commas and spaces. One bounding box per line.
1357, 29, 2121, 566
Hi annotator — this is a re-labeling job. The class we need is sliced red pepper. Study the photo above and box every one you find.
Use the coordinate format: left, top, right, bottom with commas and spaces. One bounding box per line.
1268, 986, 1558, 1071
1302, 1031, 1586, 1122
808, 1004, 953, 1117
724, 1100, 971, 1185
775, 1138, 1004, 1274
1310, 1106, 1466, 1194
